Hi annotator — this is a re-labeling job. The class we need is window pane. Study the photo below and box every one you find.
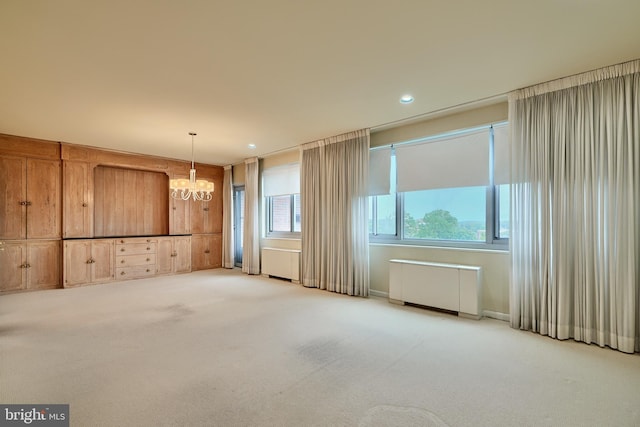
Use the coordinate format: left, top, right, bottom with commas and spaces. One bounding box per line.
368, 197, 374, 234
271, 195, 291, 232
498, 184, 510, 238
376, 193, 396, 235
403, 186, 486, 241
293, 194, 301, 232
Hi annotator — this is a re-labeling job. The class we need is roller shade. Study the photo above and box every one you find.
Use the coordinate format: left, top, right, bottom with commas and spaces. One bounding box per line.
263, 163, 300, 196
493, 123, 510, 185
369, 147, 391, 195
396, 128, 490, 192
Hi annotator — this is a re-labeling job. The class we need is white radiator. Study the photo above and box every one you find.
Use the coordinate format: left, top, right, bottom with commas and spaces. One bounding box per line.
261, 248, 301, 283
388, 259, 482, 319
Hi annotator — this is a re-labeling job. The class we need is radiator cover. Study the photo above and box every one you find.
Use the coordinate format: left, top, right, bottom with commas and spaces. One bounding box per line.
388, 259, 482, 319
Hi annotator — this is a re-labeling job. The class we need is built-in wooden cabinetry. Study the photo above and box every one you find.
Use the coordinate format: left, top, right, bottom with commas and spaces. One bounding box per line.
192, 234, 222, 270
0, 240, 61, 292
64, 239, 115, 287
0, 135, 62, 292
157, 236, 191, 275
1, 133, 224, 293
63, 161, 93, 238
0, 156, 61, 240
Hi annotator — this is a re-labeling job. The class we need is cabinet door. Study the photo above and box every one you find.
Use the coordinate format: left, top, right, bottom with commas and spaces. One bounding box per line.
174, 236, 191, 273
63, 161, 93, 238
170, 198, 191, 235
27, 159, 61, 239
191, 201, 207, 234
91, 240, 114, 283
0, 241, 26, 291
156, 237, 174, 275
207, 234, 222, 268
0, 157, 27, 240
27, 240, 60, 290
191, 235, 206, 271
64, 240, 92, 287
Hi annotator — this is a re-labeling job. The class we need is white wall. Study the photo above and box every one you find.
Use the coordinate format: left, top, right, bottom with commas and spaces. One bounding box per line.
238, 100, 511, 318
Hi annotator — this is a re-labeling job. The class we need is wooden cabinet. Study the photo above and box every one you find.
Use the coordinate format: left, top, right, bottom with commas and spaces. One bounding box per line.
191, 200, 222, 234
157, 236, 191, 275
64, 239, 114, 287
0, 240, 60, 292
115, 237, 157, 280
191, 233, 222, 270
63, 161, 93, 238
0, 156, 61, 240
170, 195, 191, 235
0, 157, 26, 239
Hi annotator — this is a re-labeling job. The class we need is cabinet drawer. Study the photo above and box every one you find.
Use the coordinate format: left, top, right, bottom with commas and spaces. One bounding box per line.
116, 253, 156, 267
116, 242, 157, 255
116, 266, 155, 279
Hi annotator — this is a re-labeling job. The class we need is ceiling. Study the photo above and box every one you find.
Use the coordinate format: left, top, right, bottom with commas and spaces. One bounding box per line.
1, 1, 639, 166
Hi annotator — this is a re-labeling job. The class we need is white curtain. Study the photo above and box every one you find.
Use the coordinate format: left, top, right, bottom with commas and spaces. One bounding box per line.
222, 165, 234, 269
242, 157, 260, 275
301, 129, 370, 296
510, 59, 640, 353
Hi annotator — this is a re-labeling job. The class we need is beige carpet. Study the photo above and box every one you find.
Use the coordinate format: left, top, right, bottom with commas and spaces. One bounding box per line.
1, 269, 639, 426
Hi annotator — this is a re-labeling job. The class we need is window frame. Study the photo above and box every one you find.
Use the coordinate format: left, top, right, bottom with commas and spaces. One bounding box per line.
369, 123, 509, 250
266, 193, 301, 238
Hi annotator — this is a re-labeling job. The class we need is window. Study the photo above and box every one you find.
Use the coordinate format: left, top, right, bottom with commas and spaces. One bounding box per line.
369, 123, 509, 248
263, 163, 301, 237
267, 193, 301, 234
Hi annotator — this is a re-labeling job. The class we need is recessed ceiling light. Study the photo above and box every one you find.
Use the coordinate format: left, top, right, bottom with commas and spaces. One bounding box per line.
248, 143, 256, 149
400, 94, 414, 104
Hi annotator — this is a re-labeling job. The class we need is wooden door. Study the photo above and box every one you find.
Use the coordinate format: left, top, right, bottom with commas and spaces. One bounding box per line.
0, 157, 27, 239
174, 236, 191, 273
156, 236, 174, 275
0, 241, 26, 291
63, 161, 92, 238
91, 239, 114, 283
64, 240, 92, 287
26, 159, 61, 239
27, 240, 60, 290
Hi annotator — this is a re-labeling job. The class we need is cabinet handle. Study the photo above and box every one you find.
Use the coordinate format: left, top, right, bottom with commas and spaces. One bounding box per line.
82, 202, 88, 207
147, 239, 151, 243
172, 207, 177, 210
19, 201, 27, 206
121, 260, 125, 264
146, 269, 150, 272
120, 248, 125, 252
204, 249, 210, 254
146, 247, 150, 250
146, 258, 150, 261
26, 201, 32, 206
87, 259, 93, 264
120, 240, 125, 243
171, 252, 177, 257
203, 207, 209, 211
121, 271, 126, 275
20, 263, 27, 268
24, 263, 31, 268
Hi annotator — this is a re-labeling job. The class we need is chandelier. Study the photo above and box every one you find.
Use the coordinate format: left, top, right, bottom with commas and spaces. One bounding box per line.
170, 132, 214, 202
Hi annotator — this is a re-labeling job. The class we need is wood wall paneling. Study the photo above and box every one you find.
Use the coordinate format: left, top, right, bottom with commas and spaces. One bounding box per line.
94, 166, 169, 237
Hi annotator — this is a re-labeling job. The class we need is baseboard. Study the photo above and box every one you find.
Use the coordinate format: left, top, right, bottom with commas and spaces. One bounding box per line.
483, 310, 510, 322
369, 289, 389, 298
